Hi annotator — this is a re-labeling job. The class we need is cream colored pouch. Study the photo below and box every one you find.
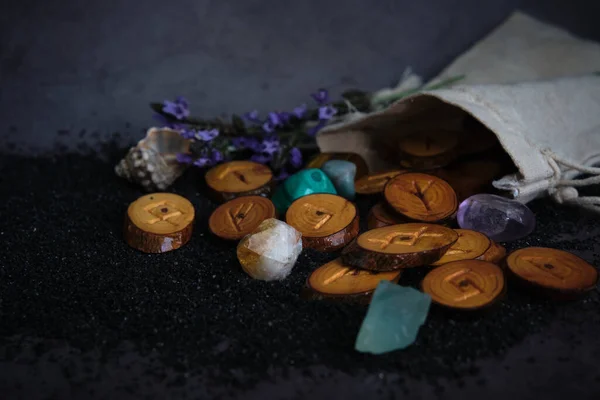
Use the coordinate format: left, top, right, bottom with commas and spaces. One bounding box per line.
317, 12, 600, 212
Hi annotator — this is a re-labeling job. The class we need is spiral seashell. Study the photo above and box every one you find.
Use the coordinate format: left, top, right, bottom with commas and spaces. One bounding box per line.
115, 127, 190, 191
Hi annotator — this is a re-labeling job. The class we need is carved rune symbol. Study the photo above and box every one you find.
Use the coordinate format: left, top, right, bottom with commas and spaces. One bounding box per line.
322, 267, 361, 285
227, 202, 255, 232
303, 204, 334, 230
219, 165, 251, 184
445, 268, 483, 300
409, 180, 434, 210
522, 256, 567, 281
143, 201, 183, 225
444, 248, 471, 256
367, 172, 395, 184
367, 226, 444, 250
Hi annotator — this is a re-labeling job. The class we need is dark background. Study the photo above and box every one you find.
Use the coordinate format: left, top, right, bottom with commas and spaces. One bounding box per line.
1, 1, 600, 399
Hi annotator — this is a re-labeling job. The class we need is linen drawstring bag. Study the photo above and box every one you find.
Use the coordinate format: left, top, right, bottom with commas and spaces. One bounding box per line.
316, 11, 600, 212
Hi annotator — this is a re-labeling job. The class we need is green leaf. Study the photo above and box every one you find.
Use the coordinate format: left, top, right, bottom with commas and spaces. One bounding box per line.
423, 74, 466, 91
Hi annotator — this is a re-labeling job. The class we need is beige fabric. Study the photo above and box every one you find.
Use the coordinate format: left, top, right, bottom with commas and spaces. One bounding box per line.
316, 12, 600, 206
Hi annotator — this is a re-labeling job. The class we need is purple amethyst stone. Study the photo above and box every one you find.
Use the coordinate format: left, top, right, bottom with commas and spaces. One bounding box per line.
457, 194, 535, 242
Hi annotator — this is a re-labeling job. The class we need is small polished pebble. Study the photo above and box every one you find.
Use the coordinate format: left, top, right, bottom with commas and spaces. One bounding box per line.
355, 281, 431, 354
271, 169, 336, 214
236, 218, 303, 281
457, 194, 535, 242
321, 160, 356, 200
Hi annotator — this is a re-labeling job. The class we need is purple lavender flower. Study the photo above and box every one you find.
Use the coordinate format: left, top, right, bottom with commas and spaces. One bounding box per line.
311, 89, 329, 105
176, 153, 194, 164
246, 138, 262, 152
276, 169, 290, 181
318, 105, 337, 120
180, 129, 197, 139
278, 111, 292, 124
307, 120, 326, 136
211, 149, 224, 163
230, 137, 247, 148
193, 157, 212, 167
262, 120, 275, 133
175, 96, 189, 109
251, 153, 272, 164
243, 110, 261, 123
261, 136, 280, 155
289, 147, 302, 168
231, 137, 261, 152
153, 113, 185, 131
293, 104, 307, 119
162, 98, 190, 120
268, 112, 283, 127
195, 129, 219, 142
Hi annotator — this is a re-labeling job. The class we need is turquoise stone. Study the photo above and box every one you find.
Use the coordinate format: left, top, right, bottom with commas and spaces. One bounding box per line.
355, 281, 431, 355
321, 160, 356, 200
271, 169, 337, 214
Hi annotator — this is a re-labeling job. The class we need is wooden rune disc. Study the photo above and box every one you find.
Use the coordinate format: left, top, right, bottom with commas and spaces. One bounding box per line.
384, 172, 458, 222
205, 161, 274, 202
506, 247, 599, 295
305, 258, 402, 302
286, 193, 359, 252
431, 159, 505, 202
355, 170, 405, 195
477, 241, 506, 264
124, 193, 195, 253
397, 130, 460, 169
367, 203, 406, 230
421, 260, 505, 310
306, 152, 369, 179
209, 196, 276, 240
398, 130, 459, 157
341, 223, 458, 271
431, 229, 491, 266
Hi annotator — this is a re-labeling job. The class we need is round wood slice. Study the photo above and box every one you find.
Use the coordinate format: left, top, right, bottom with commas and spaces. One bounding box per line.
384, 172, 458, 222
355, 170, 406, 195
506, 247, 598, 296
431, 229, 491, 266
205, 161, 274, 202
397, 130, 460, 169
209, 196, 276, 240
430, 159, 505, 202
124, 193, 195, 253
367, 202, 407, 229
341, 223, 458, 271
477, 240, 506, 264
286, 193, 359, 252
306, 152, 369, 179
421, 259, 505, 310
304, 258, 401, 302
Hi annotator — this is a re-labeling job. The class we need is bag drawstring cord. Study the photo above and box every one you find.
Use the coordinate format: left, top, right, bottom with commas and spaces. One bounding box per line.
542, 149, 600, 213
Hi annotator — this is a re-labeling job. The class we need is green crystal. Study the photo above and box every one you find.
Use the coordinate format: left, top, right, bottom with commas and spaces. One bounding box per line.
321, 160, 356, 200
355, 281, 431, 355
272, 169, 336, 214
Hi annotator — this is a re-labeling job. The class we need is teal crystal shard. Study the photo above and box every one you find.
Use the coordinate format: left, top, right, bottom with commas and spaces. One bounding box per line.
355, 281, 431, 355
271, 169, 337, 215
321, 160, 356, 200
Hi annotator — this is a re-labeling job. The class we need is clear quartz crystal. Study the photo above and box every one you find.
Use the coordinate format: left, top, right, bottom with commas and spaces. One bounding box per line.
237, 218, 303, 281
457, 194, 535, 242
